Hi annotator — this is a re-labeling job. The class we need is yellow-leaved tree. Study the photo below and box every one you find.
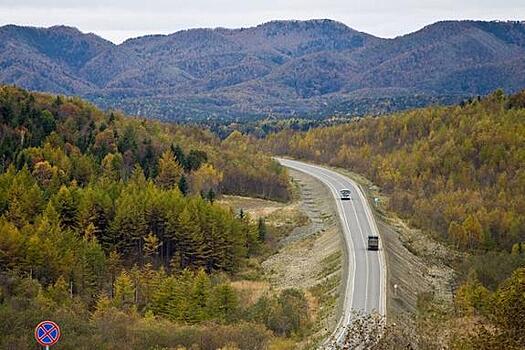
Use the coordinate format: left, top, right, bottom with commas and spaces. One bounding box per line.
189, 163, 223, 195
156, 149, 183, 189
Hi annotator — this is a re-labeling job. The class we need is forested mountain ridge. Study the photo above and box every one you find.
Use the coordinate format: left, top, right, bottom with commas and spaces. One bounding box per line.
1, 20, 525, 121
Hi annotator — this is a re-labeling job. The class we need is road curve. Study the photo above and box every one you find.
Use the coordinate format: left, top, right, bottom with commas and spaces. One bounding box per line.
277, 158, 387, 347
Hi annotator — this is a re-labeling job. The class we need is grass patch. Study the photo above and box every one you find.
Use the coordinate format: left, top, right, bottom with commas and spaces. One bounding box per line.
309, 274, 341, 325
317, 251, 342, 279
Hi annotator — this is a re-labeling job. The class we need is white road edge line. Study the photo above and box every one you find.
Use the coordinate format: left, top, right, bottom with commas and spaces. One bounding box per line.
277, 158, 388, 348
277, 159, 356, 348
349, 178, 387, 316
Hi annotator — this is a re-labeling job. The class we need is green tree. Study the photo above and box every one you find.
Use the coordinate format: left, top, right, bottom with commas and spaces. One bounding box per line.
178, 175, 188, 196
190, 269, 211, 322
113, 271, 135, 310
53, 185, 79, 230
257, 217, 267, 242
156, 149, 183, 189
209, 283, 239, 323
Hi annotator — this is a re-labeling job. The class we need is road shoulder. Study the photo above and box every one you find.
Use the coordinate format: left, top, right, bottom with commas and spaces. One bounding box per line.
262, 168, 346, 348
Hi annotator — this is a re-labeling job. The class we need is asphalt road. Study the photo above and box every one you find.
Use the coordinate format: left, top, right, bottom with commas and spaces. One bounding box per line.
277, 158, 387, 347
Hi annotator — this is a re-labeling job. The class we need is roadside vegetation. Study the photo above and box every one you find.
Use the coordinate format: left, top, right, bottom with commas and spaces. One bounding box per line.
262, 89, 525, 348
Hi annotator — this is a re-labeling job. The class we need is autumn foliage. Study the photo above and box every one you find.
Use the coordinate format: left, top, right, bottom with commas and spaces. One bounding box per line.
264, 90, 525, 251
0, 86, 299, 349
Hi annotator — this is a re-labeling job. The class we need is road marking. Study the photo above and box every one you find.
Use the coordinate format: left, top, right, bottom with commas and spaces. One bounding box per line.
277, 158, 387, 348
279, 160, 356, 347
308, 163, 386, 316
326, 172, 370, 314
346, 177, 387, 316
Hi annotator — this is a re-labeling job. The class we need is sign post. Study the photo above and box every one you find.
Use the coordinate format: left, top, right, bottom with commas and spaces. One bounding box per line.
35, 320, 61, 349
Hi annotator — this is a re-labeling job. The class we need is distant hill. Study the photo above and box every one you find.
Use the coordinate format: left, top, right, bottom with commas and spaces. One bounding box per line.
1, 20, 525, 121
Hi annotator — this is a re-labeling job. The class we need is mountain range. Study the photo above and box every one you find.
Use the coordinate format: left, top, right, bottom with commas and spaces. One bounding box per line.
1, 19, 525, 121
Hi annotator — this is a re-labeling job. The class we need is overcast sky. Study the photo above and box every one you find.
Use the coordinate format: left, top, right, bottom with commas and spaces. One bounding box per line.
0, 0, 523, 43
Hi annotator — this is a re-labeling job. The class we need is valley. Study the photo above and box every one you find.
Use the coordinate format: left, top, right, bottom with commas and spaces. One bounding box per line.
0, 8, 524, 348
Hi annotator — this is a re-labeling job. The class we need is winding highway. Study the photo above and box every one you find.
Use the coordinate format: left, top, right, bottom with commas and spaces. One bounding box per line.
277, 158, 387, 347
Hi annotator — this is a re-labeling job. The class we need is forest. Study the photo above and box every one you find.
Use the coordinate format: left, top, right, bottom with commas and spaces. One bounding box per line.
264, 90, 525, 252
2, 83, 525, 348
263, 89, 525, 348
0, 86, 314, 349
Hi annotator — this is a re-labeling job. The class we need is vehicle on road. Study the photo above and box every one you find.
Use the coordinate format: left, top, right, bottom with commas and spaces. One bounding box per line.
340, 189, 352, 200
367, 236, 379, 250
277, 158, 387, 347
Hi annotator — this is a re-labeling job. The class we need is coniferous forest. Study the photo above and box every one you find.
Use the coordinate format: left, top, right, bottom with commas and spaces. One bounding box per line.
0, 86, 313, 349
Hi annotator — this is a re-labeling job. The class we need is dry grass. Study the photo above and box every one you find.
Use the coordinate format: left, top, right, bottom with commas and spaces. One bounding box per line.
266, 205, 309, 227
222, 171, 344, 349
230, 280, 271, 306
218, 195, 286, 219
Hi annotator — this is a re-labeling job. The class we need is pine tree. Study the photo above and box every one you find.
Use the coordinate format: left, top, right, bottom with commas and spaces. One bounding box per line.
46, 276, 71, 306
171, 144, 186, 169
208, 283, 239, 323
53, 186, 79, 230
139, 263, 165, 309
177, 206, 203, 268
191, 269, 211, 322
178, 175, 188, 196
107, 251, 122, 298
77, 235, 106, 298
113, 270, 135, 310
0, 218, 23, 269
166, 269, 194, 322
156, 149, 183, 189
257, 217, 267, 242
111, 184, 148, 261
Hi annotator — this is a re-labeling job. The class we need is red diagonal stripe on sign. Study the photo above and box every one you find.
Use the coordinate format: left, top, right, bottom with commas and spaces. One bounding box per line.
38, 325, 57, 342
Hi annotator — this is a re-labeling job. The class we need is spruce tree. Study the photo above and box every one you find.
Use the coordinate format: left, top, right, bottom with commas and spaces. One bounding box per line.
257, 217, 267, 242
191, 269, 211, 322
178, 175, 188, 196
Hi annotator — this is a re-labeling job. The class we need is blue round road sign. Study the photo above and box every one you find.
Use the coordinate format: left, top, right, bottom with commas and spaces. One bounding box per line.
35, 320, 61, 347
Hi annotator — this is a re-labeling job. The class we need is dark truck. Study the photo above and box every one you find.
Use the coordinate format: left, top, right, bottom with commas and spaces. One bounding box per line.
367, 236, 379, 251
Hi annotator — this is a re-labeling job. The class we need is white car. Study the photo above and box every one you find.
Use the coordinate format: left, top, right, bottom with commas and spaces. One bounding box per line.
340, 189, 352, 200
